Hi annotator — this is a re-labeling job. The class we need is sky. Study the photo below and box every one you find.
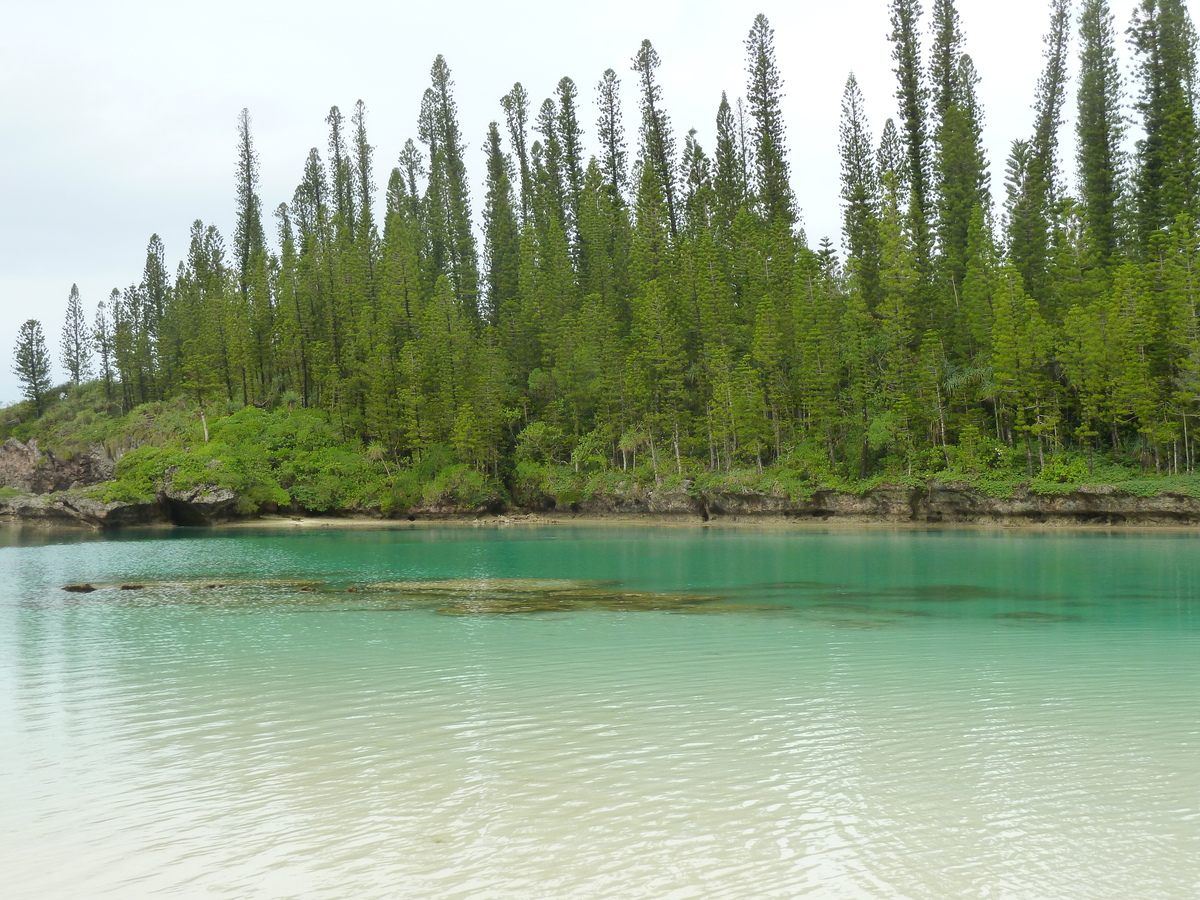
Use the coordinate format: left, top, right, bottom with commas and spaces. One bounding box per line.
0, 0, 1187, 404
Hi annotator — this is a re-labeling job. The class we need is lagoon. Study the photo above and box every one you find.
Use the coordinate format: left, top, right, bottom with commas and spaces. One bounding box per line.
2, 524, 1199, 898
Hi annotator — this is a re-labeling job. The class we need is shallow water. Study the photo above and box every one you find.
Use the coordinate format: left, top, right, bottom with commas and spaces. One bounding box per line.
2, 524, 1199, 898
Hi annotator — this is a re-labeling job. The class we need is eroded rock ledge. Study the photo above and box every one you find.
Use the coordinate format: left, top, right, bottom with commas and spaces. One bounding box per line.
0, 485, 241, 528
4, 479, 1200, 529
559, 481, 1200, 526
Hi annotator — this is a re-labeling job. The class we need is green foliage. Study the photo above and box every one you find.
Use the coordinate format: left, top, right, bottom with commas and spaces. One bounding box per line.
14, 8, 1200, 514
381, 470, 425, 514
422, 464, 498, 508
12, 319, 53, 414
94, 446, 185, 503
515, 421, 567, 464
278, 448, 385, 512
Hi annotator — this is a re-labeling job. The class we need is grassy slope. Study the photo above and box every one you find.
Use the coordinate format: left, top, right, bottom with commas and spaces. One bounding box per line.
0, 385, 499, 514
4, 385, 1199, 517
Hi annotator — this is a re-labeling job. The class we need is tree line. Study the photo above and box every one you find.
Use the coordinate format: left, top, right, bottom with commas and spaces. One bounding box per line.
13, 0, 1200, 482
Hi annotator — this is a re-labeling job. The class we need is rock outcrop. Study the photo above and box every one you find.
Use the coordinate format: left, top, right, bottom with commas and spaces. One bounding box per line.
0, 438, 115, 493
4, 472, 1200, 529
916, 481, 1200, 525
0, 492, 164, 528
550, 481, 1200, 526
160, 483, 242, 525
0, 482, 243, 529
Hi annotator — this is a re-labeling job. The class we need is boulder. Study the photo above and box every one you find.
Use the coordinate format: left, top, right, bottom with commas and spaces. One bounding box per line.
159, 484, 241, 525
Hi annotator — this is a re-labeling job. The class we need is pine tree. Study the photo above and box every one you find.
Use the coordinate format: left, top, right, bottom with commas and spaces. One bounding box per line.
958, 205, 998, 358
888, 0, 932, 285
421, 55, 481, 317
13, 319, 52, 413
595, 69, 628, 206
501, 83, 533, 222
396, 140, 425, 226
325, 106, 356, 240
713, 92, 748, 240
930, 0, 964, 127
1076, 0, 1126, 265
235, 109, 266, 298
877, 118, 908, 197
744, 14, 795, 227
234, 110, 273, 402
273, 202, 311, 407
839, 74, 881, 304
935, 55, 990, 312
556, 77, 586, 241
631, 39, 680, 241
60, 284, 91, 385
141, 234, 170, 338
482, 121, 521, 324
1031, 0, 1071, 203
93, 297, 114, 402
351, 100, 377, 243
681, 129, 714, 238
990, 267, 1055, 468
1129, 0, 1199, 247
1006, 0, 1070, 303
534, 97, 567, 230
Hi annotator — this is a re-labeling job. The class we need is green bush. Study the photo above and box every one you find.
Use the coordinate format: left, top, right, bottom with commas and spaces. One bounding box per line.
515, 421, 567, 464
511, 460, 551, 507
1037, 454, 1092, 485
413, 443, 457, 481
279, 448, 387, 512
93, 446, 187, 503
381, 470, 425, 515
422, 465, 496, 508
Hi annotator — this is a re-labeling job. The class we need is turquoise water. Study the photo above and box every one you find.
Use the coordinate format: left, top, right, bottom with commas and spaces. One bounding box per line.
2, 524, 1199, 898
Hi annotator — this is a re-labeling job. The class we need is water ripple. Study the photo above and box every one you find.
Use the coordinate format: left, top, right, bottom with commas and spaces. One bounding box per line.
3, 529, 1200, 898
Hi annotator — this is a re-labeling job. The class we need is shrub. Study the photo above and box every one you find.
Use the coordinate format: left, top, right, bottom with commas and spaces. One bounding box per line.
515, 421, 567, 464
422, 465, 495, 508
280, 448, 387, 512
93, 445, 186, 503
381, 470, 424, 515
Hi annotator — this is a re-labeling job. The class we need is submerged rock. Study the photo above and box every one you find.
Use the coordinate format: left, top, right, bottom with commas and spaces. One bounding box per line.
666, 602, 791, 615
62, 583, 97, 593
423, 581, 732, 616
367, 578, 616, 594
82, 578, 325, 593
994, 611, 1081, 623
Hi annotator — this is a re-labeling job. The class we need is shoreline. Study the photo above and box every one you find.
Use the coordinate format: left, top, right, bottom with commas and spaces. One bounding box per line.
219, 511, 1200, 534
9, 479, 1200, 532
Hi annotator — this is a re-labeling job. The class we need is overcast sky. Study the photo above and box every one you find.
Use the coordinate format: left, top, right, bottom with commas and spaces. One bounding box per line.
0, 0, 1188, 404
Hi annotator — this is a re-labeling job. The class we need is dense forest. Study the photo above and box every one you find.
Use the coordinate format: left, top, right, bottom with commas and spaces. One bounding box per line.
8, 0, 1200, 511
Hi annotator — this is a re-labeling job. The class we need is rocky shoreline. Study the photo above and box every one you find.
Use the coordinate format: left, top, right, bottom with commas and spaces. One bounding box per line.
5, 481, 1200, 530
538, 482, 1200, 527
5, 435, 1200, 529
